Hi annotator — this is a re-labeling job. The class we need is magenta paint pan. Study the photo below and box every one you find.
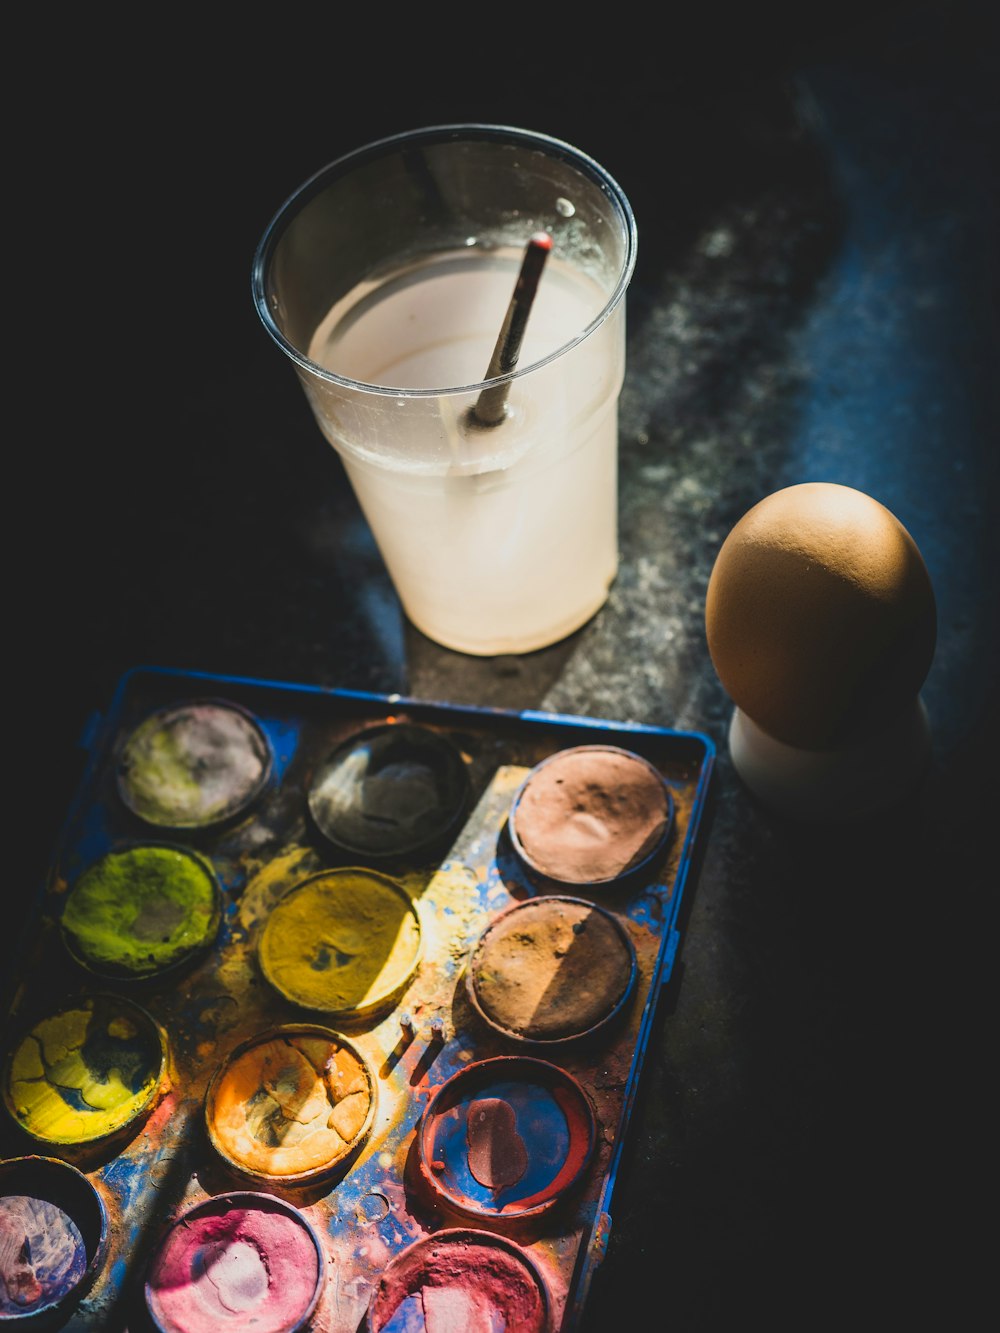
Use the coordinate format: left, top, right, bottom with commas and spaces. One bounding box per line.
116, 698, 273, 829
144, 1191, 324, 1333
307, 722, 471, 861
0, 1155, 108, 1326
417, 1056, 596, 1224
366, 1227, 550, 1332
465, 895, 638, 1047
507, 744, 674, 888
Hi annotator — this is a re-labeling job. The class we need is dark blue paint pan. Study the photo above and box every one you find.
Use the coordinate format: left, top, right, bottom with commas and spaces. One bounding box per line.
307, 721, 471, 861
416, 1055, 597, 1223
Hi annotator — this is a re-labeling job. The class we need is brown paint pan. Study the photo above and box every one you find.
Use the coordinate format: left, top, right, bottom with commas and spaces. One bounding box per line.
465, 895, 637, 1047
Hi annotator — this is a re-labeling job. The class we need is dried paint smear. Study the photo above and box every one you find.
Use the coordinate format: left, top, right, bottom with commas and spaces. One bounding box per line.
466, 1097, 528, 1192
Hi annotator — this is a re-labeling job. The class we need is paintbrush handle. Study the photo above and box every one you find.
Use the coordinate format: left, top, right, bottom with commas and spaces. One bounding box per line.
472, 232, 552, 426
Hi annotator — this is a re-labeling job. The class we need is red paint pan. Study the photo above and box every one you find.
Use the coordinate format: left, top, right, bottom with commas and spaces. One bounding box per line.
366, 1227, 550, 1332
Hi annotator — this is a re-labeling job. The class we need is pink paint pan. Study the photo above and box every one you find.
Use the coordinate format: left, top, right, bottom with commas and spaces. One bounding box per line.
143, 1191, 324, 1333
366, 1227, 550, 1333
416, 1056, 596, 1224
507, 744, 674, 889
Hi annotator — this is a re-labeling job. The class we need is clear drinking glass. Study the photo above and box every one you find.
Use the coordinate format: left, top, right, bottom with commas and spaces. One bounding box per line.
252, 124, 637, 656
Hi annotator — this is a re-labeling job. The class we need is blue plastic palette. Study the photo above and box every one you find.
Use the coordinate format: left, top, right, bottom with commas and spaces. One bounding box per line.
0, 665, 714, 1331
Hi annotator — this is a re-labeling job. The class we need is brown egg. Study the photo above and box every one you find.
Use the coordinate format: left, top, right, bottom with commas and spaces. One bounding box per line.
705, 482, 936, 749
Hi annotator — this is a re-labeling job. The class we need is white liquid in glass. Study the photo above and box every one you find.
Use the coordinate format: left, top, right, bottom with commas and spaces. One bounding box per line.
306, 247, 624, 655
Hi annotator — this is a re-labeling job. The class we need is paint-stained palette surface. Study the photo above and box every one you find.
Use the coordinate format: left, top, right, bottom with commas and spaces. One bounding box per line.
0, 666, 714, 1331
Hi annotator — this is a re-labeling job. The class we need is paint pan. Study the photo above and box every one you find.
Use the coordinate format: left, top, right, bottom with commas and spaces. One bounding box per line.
59, 843, 222, 983
366, 1227, 550, 1333
116, 699, 273, 829
465, 896, 637, 1047
2, 993, 168, 1151
257, 868, 422, 1021
144, 1191, 324, 1333
307, 722, 471, 861
507, 744, 675, 888
416, 1056, 596, 1224
204, 1023, 377, 1188
0, 1156, 108, 1326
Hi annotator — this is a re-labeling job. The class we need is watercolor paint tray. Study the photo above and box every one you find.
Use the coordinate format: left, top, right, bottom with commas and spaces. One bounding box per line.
0, 665, 714, 1332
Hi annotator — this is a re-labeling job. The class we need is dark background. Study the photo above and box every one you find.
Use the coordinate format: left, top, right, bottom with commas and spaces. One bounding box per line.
9, 3, 998, 1329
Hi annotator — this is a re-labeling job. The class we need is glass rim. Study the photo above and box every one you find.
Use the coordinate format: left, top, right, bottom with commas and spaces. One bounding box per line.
250, 122, 638, 399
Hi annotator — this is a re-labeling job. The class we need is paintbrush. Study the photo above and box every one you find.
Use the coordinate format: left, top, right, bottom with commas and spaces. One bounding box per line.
469, 231, 552, 427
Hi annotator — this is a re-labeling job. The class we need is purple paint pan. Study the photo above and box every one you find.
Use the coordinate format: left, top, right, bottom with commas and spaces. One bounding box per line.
116, 698, 273, 830
366, 1227, 550, 1332
416, 1056, 597, 1224
0, 1155, 108, 1326
465, 895, 638, 1047
144, 1191, 324, 1333
507, 744, 675, 889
